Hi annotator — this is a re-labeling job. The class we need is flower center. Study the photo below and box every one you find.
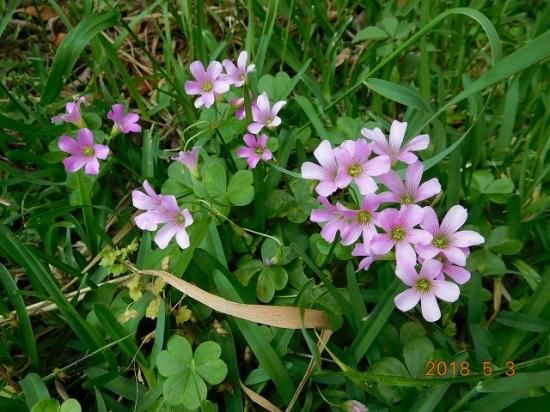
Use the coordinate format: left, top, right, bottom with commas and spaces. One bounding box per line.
390, 227, 406, 242
176, 214, 186, 225
415, 278, 432, 293
202, 81, 213, 92
401, 194, 414, 204
347, 164, 362, 177
254, 147, 264, 155
266, 115, 275, 125
357, 211, 371, 224
433, 234, 449, 249
82, 146, 95, 157
240, 74, 246, 81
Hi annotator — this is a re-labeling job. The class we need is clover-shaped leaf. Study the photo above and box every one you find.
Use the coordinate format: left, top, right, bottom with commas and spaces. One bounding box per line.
157, 336, 228, 410
227, 170, 254, 206
257, 266, 288, 302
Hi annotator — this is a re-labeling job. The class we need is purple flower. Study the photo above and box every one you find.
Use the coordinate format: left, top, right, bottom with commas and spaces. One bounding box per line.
300, 140, 340, 196
172, 147, 200, 177
153, 196, 194, 249
310, 197, 349, 243
370, 205, 432, 267
345, 400, 368, 412
51, 97, 86, 125
352, 242, 382, 272
237, 133, 272, 168
394, 259, 460, 322
132, 180, 167, 231
379, 162, 441, 205
416, 205, 484, 266
184, 61, 230, 108
341, 194, 382, 245
230, 97, 257, 120
247, 92, 286, 134
419, 249, 472, 284
222, 51, 255, 87
107, 104, 141, 134
362, 120, 429, 165
335, 139, 391, 195
58, 128, 109, 175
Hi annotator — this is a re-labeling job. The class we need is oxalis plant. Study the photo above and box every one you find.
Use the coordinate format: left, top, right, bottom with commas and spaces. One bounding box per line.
1, 3, 550, 412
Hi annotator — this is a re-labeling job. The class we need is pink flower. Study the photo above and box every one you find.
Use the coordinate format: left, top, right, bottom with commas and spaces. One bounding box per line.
300, 140, 340, 196
184, 61, 230, 108
247, 92, 286, 134
107, 104, 141, 134
352, 242, 382, 271
370, 205, 432, 267
237, 133, 272, 168
230, 97, 257, 120
416, 206, 484, 266
335, 139, 391, 195
222, 51, 255, 87
419, 249, 472, 284
394, 259, 460, 322
172, 147, 200, 177
131, 180, 169, 231
51, 97, 86, 125
379, 162, 441, 205
341, 194, 382, 245
153, 196, 194, 249
58, 128, 109, 175
310, 197, 349, 243
362, 120, 429, 165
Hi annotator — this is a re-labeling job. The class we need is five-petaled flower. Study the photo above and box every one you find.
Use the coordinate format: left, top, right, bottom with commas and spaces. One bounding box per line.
379, 161, 441, 205
394, 259, 460, 322
237, 133, 272, 168
301, 140, 340, 197
172, 147, 200, 177
362, 120, 429, 165
153, 196, 194, 249
370, 205, 432, 267
341, 194, 382, 245
310, 197, 349, 243
108, 104, 142, 134
132, 180, 167, 231
58, 128, 109, 175
416, 205, 485, 266
222, 51, 256, 87
51, 97, 86, 126
335, 139, 391, 195
248, 92, 286, 134
184, 61, 230, 108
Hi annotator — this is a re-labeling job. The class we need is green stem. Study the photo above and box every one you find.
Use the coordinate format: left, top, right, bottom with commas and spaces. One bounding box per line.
76, 170, 97, 255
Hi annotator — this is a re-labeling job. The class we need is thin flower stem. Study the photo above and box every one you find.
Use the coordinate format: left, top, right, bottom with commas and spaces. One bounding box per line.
320, 234, 339, 270
183, 127, 211, 151
195, 199, 282, 246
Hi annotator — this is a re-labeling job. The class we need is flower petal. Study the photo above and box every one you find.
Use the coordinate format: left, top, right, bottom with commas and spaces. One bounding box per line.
443, 265, 471, 284
395, 265, 418, 286
58, 136, 78, 154
416, 178, 442, 202
419, 259, 443, 280
420, 206, 440, 235
93, 144, 110, 160
389, 120, 407, 153
395, 288, 420, 312
247, 122, 264, 134
370, 234, 394, 255
452, 230, 485, 247
363, 155, 391, 176
440, 205, 467, 234
189, 61, 206, 81
420, 293, 441, 322
395, 241, 417, 267
63, 155, 87, 173
432, 280, 460, 302
403, 134, 429, 152
154, 223, 178, 249
84, 158, 100, 175
77, 128, 94, 147
175, 228, 190, 249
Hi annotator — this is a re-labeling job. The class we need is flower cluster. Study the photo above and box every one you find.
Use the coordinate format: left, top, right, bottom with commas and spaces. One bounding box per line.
183, 51, 284, 169
131, 180, 194, 250
302, 120, 484, 322
53, 97, 141, 175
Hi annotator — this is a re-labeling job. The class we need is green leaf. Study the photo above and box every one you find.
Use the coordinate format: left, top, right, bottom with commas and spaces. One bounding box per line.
30, 399, 59, 412
403, 337, 435, 377
157, 335, 227, 409
258, 72, 293, 101
20, 373, 50, 409
201, 157, 227, 199
256, 266, 288, 303
294, 96, 330, 140
41, 11, 120, 105
353, 26, 388, 42
365, 78, 433, 113
60, 399, 82, 412
227, 170, 254, 206
479, 371, 550, 393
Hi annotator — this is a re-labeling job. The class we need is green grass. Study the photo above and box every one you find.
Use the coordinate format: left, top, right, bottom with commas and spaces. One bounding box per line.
1, 0, 550, 411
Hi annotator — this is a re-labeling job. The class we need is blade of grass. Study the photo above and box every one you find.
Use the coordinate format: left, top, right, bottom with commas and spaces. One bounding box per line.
0, 264, 40, 368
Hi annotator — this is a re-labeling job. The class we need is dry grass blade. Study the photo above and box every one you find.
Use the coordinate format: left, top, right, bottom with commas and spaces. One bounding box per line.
240, 380, 282, 412
136, 267, 332, 330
